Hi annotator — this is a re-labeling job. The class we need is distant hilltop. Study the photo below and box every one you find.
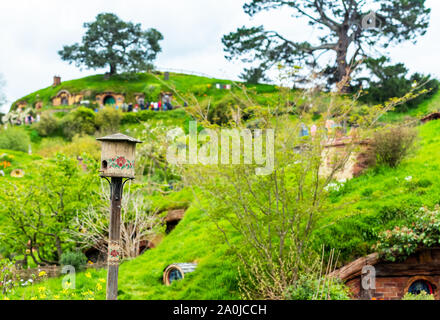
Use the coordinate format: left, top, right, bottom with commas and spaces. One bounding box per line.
9, 71, 276, 113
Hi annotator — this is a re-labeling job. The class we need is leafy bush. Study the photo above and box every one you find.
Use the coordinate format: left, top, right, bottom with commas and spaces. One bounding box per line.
0, 127, 30, 152
144, 84, 161, 102
33, 112, 60, 137
375, 206, 440, 262
61, 135, 101, 160
207, 95, 250, 125
60, 251, 88, 271
285, 274, 350, 300
95, 107, 123, 134
29, 129, 41, 143
370, 126, 418, 168
37, 135, 100, 161
121, 109, 191, 125
60, 107, 96, 140
402, 291, 435, 300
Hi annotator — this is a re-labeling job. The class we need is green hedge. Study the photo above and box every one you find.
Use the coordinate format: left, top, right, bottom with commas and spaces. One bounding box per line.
121, 109, 192, 125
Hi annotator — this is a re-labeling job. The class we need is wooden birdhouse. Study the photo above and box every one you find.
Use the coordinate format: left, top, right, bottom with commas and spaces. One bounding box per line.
97, 133, 142, 179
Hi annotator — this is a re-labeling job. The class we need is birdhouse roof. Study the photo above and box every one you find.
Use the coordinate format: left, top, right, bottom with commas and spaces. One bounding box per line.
96, 133, 142, 143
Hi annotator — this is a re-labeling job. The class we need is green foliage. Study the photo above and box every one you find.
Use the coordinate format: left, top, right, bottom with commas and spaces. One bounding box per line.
0, 259, 22, 296
95, 107, 123, 134
58, 13, 163, 75
375, 206, 440, 262
370, 126, 418, 168
121, 108, 192, 126
312, 119, 440, 265
60, 251, 88, 271
0, 154, 101, 265
61, 107, 96, 140
402, 291, 435, 300
207, 95, 240, 125
240, 66, 270, 84
33, 112, 60, 137
133, 122, 182, 185
0, 127, 30, 152
59, 135, 101, 161
358, 57, 439, 111
144, 84, 161, 102
9, 193, 240, 300
285, 274, 350, 300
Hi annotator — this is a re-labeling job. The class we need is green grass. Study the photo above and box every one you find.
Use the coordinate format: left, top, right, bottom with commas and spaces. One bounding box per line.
0, 149, 42, 180
312, 119, 440, 264
378, 91, 440, 123
8, 189, 241, 300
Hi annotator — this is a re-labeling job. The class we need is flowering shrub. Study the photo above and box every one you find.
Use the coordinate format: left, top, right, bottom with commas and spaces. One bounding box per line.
0, 259, 21, 295
375, 206, 440, 261
1, 269, 106, 300
402, 291, 435, 300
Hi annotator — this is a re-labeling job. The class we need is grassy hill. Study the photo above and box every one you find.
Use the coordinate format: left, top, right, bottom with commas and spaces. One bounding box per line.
312, 117, 440, 264
3, 72, 440, 300
378, 91, 440, 123
10, 72, 278, 111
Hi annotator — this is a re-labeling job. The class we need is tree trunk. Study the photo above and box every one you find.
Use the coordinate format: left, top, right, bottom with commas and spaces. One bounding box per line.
55, 235, 63, 262
335, 32, 350, 93
110, 64, 117, 76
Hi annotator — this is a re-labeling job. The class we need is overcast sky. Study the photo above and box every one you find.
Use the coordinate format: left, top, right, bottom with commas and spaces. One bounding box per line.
1, 0, 439, 113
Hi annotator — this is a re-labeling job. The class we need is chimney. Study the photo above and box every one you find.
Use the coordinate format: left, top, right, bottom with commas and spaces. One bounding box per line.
53, 76, 61, 87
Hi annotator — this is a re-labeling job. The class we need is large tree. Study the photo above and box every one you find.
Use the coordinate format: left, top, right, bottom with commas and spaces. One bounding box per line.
222, 0, 430, 87
59, 13, 163, 75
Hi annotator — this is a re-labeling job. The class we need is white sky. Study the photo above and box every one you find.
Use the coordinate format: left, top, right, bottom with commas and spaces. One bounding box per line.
0, 0, 439, 113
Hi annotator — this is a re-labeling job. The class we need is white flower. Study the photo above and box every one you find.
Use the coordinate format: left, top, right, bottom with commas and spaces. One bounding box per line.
325, 182, 340, 192
167, 127, 185, 141
405, 176, 413, 182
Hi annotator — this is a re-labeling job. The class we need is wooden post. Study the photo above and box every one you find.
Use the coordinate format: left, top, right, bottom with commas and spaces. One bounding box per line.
107, 177, 123, 300
96, 133, 142, 300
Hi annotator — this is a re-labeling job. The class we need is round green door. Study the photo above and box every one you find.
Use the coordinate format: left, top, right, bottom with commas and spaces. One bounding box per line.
104, 95, 116, 105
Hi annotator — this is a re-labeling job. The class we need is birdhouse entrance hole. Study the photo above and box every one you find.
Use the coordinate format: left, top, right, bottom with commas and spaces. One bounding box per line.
102, 160, 108, 169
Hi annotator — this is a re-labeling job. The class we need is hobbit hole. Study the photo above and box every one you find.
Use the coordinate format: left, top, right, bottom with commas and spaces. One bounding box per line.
408, 279, 434, 295
163, 263, 197, 286
103, 95, 116, 105
332, 248, 440, 300
165, 208, 186, 234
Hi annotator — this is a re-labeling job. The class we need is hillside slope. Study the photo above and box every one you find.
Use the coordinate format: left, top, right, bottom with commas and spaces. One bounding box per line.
313, 118, 440, 264
10, 72, 277, 111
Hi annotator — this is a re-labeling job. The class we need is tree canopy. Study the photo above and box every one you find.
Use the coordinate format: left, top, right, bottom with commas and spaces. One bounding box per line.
222, 0, 431, 86
59, 13, 164, 75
